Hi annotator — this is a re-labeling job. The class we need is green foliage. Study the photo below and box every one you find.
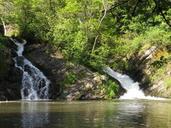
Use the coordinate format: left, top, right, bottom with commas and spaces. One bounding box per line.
63, 72, 77, 86
1, 0, 171, 98
164, 78, 171, 89
103, 80, 119, 99
152, 56, 168, 68
1, 0, 171, 71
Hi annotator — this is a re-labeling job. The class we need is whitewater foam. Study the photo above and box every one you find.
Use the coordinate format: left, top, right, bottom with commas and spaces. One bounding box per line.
103, 67, 165, 100
10, 38, 50, 100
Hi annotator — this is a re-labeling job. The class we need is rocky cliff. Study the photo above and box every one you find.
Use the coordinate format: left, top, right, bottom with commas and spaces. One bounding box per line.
0, 36, 21, 100
127, 44, 171, 98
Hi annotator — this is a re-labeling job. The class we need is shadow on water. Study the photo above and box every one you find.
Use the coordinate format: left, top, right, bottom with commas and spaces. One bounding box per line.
0, 100, 171, 128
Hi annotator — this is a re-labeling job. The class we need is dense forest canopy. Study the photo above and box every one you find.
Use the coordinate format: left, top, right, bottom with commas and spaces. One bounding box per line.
1, 0, 171, 70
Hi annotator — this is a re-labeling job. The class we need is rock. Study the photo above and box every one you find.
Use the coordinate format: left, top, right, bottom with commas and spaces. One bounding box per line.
85, 83, 93, 89
25, 43, 66, 99
63, 70, 113, 100
140, 46, 157, 61
0, 37, 22, 100
25, 43, 119, 100
128, 45, 171, 98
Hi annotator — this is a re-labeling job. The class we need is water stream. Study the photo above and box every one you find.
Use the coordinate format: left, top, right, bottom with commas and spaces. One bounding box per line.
103, 67, 164, 100
10, 38, 50, 100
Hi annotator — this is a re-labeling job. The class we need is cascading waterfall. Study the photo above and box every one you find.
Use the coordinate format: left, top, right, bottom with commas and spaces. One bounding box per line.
103, 67, 164, 100
10, 38, 50, 100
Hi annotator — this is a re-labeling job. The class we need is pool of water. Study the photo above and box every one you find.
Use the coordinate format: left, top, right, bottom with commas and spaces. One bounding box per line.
0, 100, 171, 128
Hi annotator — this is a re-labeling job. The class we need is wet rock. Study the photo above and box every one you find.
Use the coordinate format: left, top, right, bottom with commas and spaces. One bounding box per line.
0, 36, 22, 100
25, 43, 65, 99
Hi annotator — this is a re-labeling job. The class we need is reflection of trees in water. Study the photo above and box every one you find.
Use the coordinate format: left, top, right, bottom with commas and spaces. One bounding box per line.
144, 101, 171, 128
111, 101, 146, 128
47, 102, 146, 128
18, 101, 171, 128
46, 102, 118, 128
21, 102, 49, 128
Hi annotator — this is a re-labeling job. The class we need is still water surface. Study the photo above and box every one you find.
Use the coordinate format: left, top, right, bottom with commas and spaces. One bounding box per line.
0, 100, 171, 128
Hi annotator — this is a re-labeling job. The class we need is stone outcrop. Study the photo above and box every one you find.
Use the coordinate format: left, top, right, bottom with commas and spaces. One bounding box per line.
25, 43, 65, 99
127, 44, 171, 98
25, 43, 121, 100
0, 37, 22, 100
62, 65, 108, 101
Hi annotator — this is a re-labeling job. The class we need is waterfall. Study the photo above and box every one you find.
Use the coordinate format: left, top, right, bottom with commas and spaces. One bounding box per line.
10, 38, 50, 100
103, 67, 164, 100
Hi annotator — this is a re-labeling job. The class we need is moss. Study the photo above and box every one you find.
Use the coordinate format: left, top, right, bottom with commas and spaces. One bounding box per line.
150, 66, 165, 82
63, 72, 77, 86
164, 78, 171, 89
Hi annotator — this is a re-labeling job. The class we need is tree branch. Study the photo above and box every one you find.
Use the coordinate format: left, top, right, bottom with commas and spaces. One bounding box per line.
91, 0, 107, 53
1, 18, 7, 36
131, 0, 140, 16
153, 0, 171, 27
103, 0, 130, 13
159, 8, 171, 27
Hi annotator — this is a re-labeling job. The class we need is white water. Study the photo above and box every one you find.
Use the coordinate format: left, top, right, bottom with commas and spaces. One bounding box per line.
10, 38, 50, 100
103, 67, 165, 100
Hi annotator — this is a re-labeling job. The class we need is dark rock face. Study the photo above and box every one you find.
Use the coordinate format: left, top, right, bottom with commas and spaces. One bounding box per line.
0, 38, 22, 100
25, 43, 66, 99
0, 25, 4, 35
0, 67, 22, 100
2, 39, 109, 101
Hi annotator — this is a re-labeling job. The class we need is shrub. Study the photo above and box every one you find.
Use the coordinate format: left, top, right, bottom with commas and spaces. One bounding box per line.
103, 80, 119, 99
63, 72, 77, 86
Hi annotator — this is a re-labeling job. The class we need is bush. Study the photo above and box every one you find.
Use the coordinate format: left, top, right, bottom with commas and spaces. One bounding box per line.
103, 80, 119, 99
63, 72, 77, 86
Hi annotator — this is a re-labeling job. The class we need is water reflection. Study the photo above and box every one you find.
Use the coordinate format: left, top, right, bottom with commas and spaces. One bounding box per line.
144, 101, 171, 128
0, 101, 171, 128
21, 102, 49, 128
113, 101, 146, 127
